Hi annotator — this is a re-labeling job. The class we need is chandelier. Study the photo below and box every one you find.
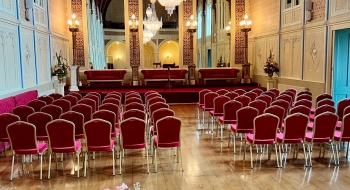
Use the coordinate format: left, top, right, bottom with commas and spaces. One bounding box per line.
158, 0, 186, 16
143, 2, 162, 32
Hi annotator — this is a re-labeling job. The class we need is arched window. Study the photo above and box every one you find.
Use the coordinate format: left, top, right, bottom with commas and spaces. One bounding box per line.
197, 11, 202, 39
205, 5, 212, 36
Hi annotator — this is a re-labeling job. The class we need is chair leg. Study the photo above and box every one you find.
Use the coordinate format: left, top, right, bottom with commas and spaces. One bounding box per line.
250, 145, 253, 169
308, 144, 313, 167
84, 152, 87, 177
151, 136, 154, 157
48, 153, 52, 179
155, 148, 157, 173
10, 154, 15, 180
61, 153, 63, 161
275, 144, 280, 168
112, 149, 115, 176
179, 147, 184, 172
233, 133, 236, 154
146, 148, 149, 174
119, 150, 122, 175
77, 152, 80, 178
279, 145, 282, 168
302, 143, 308, 167
243, 140, 246, 160
40, 154, 43, 180
329, 142, 336, 167
220, 123, 223, 142
228, 130, 231, 147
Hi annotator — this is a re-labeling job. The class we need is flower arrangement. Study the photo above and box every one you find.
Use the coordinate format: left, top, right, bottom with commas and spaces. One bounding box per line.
217, 55, 226, 67
104, 182, 141, 190
263, 50, 279, 79
52, 52, 69, 79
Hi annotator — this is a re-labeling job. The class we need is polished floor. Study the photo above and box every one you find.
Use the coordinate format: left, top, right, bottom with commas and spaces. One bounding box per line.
0, 105, 349, 190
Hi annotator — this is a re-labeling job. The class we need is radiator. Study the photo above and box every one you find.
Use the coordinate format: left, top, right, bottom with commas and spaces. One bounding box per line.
277, 84, 307, 94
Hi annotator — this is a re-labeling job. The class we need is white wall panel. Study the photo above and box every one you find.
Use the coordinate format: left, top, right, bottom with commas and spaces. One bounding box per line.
35, 33, 50, 84
281, 32, 302, 79
0, 0, 16, 16
21, 28, 36, 88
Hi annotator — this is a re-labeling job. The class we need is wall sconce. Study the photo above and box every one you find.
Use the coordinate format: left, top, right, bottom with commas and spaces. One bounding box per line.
116, 55, 121, 60
166, 54, 171, 58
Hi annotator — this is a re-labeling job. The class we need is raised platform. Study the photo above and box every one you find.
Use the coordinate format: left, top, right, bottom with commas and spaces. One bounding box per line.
65, 82, 265, 104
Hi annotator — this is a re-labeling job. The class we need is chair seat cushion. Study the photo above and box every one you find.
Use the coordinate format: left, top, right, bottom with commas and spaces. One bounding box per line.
246, 134, 275, 145
88, 140, 115, 152
336, 121, 342, 129
305, 132, 330, 143
123, 143, 146, 149
309, 114, 315, 121
276, 133, 303, 144
154, 136, 180, 148
310, 108, 315, 113
51, 141, 82, 153
209, 110, 223, 116
201, 106, 213, 111
111, 128, 119, 138
151, 126, 157, 136
218, 116, 236, 124
307, 122, 313, 130
14, 142, 47, 155
230, 124, 253, 134
334, 131, 350, 142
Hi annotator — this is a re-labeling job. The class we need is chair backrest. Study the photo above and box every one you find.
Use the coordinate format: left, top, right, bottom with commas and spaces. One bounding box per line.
233, 89, 246, 95
60, 111, 85, 138
40, 104, 63, 120
125, 97, 143, 105
12, 105, 35, 121
253, 113, 279, 142
46, 119, 77, 152
223, 100, 243, 121
87, 92, 101, 101
120, 118, 146, 149
125, 91, 138, 96
145, 93, 161, 105
156, 116, 181, 147
124, 102, 145, 112
234, 95, 251, 107
99, 103, 120, 120
71, 104, 92, 122
248, 100, 267, 115
27, 112, 52, 138
152, 108, 175, 131
297, 91, 312, 97
289, 105, 311, 117
105, 94, 122, 101
285, 88, 297, 96
84, 94, 100, 107
317, 98, 334, 108
337, 99, 350, 121
315, 105, 336, 117
149, 102, 169, 117
102, 98, 121, 106
294, 99, 313, 109
7, 121, 39, 153
271, 99, 290, 118
296, 94, 312, 102
251, 88, 263, 96
264, 105, 285, 129
84, 119, 112, 150
344, 106, 350, 116
27, 99, 46, 112
339, 113, 350, 141
145, 90, 157, 98
276, 94, 293, 105
0, 113, 20, 140
312, 112, 338, 141
224, 91, 239, 100
256, 95, 272, 107
268, 88, 280, 97
107, 91, 122, 97
77, 98, 96, 113
281, 91, 295, 102
123, 109, 146, 120
203, 92, 219, 109
244, 92, 258, 101
49, 93, 63, 100
316, 93, 332, 104
236, 107, 259, 130
125, 93, 141, 100
92, 110, 116, 134
262, 91, 276, 101
213, 96, 230, 114
52, 99, 71, 113
68, 92, 82, 101
282, 113, 309, 142
62, 95, 78, 107
148, 97, 166, 109
216, 89, 229, 96
198, 89, 211, 105
38, 95, 54, 105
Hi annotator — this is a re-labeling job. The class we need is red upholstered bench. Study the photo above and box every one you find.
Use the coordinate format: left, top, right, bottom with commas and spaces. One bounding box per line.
0, 90, 38, 114
141, 69, 188, 85
0, 97, 16, 114
84, 70, 127, 84
198, 68, 239, 84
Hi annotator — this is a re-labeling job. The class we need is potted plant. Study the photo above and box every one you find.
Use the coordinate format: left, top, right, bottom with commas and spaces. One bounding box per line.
263, 51, 279, 79
217, 55, 226, 67
52, 52, 69, 83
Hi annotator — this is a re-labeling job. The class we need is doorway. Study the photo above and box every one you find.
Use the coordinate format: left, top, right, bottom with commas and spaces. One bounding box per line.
333, 28, 350, 105
207, 49, 211, 67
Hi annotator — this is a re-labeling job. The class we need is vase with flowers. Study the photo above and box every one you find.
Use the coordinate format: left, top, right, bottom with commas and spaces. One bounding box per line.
52, 52, 69, 83
263, 50, 279, 79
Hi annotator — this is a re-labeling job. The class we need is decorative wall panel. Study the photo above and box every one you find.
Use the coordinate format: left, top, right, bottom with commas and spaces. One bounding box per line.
0, 0, 16, 16
331, 0, 350, 16
72, 0, 85, 66
303, 28, 325, 82
281, 33, 302, 79
0, 23, 21, 94
183, 0, 193, 65
35, 34, 50, 84
21, 28, 37, 88
254, 39, 267, 75
128, 0, 140, 65
234, 0, 244, 64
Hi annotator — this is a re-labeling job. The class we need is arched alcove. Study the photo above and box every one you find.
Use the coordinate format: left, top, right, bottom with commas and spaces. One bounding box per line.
143, 42, 156, 68
106, 41, 128, 69
159, 41, 179, 65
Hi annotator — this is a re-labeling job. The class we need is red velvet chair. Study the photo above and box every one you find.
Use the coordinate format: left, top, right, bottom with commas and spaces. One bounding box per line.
84, 94, 100, 107
83, 119, 116, 176
277, 113, 309, 167
149, 102, 169, 125
124, 102, 145, 112
27, 112, 52, 141
285, 88, 297, 95
251, 88, 263, 96
229, 107, 259, 153
99, 103, 120, 123
268, 88, 280, 97
27, 99, 46, 112
317, 99, 334, 107
196, 89, 211, 119
38, 96, 54, 105
246, 113, 280, 168
234, 95, 251, 107
125, 97, 143, 106
107, 91, 122, 97
210, 96, 230, 139
337, 99, 350, 121
304, 112, 338, 167
71, 104, 92, 123
294, 99, 313, 109
46, 119, 82, 179
296, 94, 312, 102
12, 105, 35, 122
0, 113, 20, 142
311, 93, 333, 113
280, 91, 295, 103
125, 93, 141, 101
334, 113, 350, 164
49, 93, 63, 100
123, 109, 146, 120
40, 105, 63, 120
216, 89, 229, 96
145, 93, 161, 107
276, 94, 293, 107
219, 100, 243, 144
224, 91, 239, 100
62, 95, 78, 107
145, 90, 157, 98
125, 91, 138, 96
153, 116, 183, 172
262, 91, 276, 101
271, 100, 290, 118
60, 111, 85, 139
52, 99, 71, 113
244, 91, 258, 101
201, 92, 219, 129
233, 89, 246, 95
256, 95, 272, 107
150, 108, 175, 148
147, 97, 166, 111
7, 121, 47, 180
87, 92, 101, 101
78, 98, 96, 113
297, 91, 312, 97
290, 105, 311, 117
248, 100, 267, 115
119, 118, 149, 174
264, 105, 285, 130
102, 98, 121, 107
68, 92, 82, 101
105, 94, 121, 102
93, 110, 118, 138
308, 105, 336, 130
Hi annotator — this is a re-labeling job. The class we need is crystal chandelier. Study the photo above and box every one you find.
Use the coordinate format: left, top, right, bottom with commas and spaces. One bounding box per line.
158, 0, 186, 16
143, 1, 162, 33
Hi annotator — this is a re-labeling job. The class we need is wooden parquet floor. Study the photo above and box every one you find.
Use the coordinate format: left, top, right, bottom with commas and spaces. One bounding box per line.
0, 105, 349, 190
